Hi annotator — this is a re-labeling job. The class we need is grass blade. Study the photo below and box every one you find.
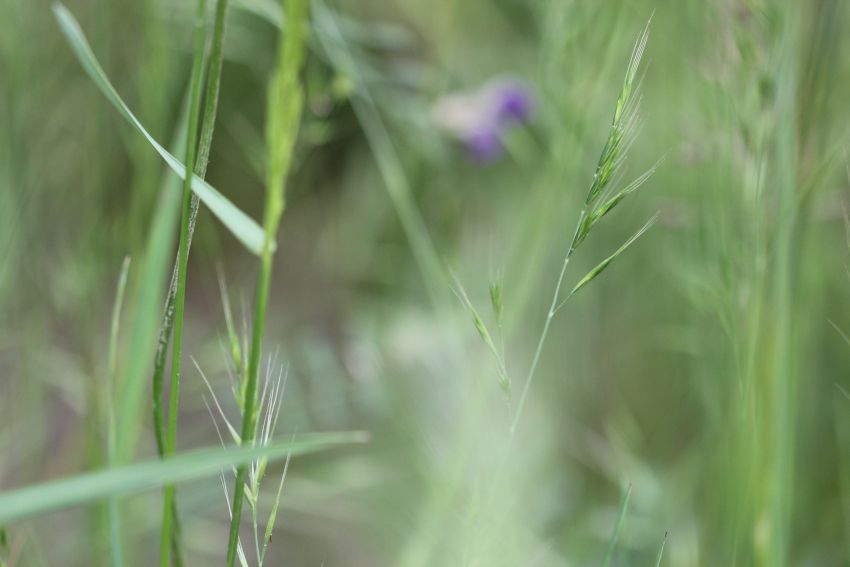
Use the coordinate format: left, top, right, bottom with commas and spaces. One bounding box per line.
601, 484, 632, 567
653, 532, 667, 567
51, 3, 266, 256
159, 0, 210, 563
0, 432, 368, 524
106, 257, 131, 567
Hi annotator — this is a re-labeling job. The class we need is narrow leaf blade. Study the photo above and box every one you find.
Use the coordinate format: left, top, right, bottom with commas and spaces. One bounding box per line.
52, 3, 266, 255
0, 432, 368, 524
601, 484, 632, 567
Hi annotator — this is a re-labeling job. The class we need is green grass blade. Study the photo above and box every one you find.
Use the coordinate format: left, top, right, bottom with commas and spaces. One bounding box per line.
0, 432, 368, 524
653, 532, 667, 567
115, 96, 187, 464
107, 257, 131, 567
601, 484, 632, 567
159, 0, 209, 563
51, 3, 266, 256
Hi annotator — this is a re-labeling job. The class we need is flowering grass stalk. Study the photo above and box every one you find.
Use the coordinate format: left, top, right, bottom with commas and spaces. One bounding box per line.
443, 22, 660, 566
225, 1, 309, 565
510, 20, 658, 433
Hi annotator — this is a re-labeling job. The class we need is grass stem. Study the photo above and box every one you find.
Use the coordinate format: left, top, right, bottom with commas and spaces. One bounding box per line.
150, 0, 232, 564
225, 1, 309, 564
158, 0, 208, 564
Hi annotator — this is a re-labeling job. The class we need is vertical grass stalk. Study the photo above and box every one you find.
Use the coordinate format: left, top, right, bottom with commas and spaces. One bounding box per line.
150, 0, 232, 564
158, 0, 208, 564
225, 1, 309, 564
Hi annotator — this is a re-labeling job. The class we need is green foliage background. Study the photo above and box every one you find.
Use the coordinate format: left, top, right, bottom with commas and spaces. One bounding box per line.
3, 0, 850, 565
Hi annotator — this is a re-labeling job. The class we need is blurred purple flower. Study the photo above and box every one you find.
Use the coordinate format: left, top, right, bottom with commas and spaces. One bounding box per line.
464, 124, 504, 164
494, 80, 536, 123
431, 76, 536, 165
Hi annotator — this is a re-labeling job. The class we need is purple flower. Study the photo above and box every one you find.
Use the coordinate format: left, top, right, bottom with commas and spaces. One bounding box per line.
493, 80, 536, 124
464, 124, 504, 164
431, 76, 536, 166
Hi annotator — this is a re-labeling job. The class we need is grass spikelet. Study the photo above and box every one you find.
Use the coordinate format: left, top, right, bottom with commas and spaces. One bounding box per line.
566, 213, 658, 300
585, 20, 651, 209
450, 268, 499, 359
489, 276, 504, 328
450, 268, 511, 403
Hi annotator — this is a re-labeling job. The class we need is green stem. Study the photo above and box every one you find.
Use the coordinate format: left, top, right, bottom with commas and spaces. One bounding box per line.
225, 0, 308, 563
151, 0, 231, 564
510, 205, 587, 433
159, 0, 208, 564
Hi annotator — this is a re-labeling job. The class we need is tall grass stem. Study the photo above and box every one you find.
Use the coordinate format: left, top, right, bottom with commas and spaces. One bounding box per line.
225, 1, 309, 565
158, 0, 208, 564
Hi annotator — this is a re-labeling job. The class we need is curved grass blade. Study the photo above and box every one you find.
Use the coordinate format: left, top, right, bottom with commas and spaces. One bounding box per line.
52, 3, 266, 256
0, 431, 368, 524
601, 484, 632, 567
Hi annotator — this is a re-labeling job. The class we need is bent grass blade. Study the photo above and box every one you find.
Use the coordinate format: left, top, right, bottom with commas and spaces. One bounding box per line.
52, 3, 266, 256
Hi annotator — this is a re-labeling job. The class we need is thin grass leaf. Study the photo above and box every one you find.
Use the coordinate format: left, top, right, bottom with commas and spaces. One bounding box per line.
600, 484, 632, 567
52, 3, 266, 255
106, 257, 131, 567
159, 0, 211, 562
654, 532, 667, 567
0, 432, 367, 524
568, 214, 657, 298
116, 99, 187, 464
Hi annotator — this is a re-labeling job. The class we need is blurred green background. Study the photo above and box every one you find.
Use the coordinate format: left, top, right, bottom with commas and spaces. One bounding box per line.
3, 0, 850, 565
